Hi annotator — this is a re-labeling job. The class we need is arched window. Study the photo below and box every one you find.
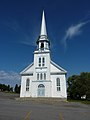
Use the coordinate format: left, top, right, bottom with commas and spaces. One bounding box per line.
56, 78, 60, 91
38, 84, 45, 88
26, 78, 30, 91
44, 73, 46, 80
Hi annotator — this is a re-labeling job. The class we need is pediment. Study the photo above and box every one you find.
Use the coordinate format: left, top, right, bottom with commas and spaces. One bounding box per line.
20, 63, 34, 75
50, 61, 67, 74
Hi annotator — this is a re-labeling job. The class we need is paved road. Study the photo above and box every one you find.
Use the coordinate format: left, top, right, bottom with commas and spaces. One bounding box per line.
0, 99, 90, 120
0, 93, 90, 120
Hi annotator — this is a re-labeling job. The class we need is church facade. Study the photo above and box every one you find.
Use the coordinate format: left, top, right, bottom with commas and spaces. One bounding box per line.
20, 11, 67, 99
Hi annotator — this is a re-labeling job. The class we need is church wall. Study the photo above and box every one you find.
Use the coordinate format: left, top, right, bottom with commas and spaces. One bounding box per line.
34, 52, 51, 81
31, 81, 51, 97
30, 81, 37, 97
20, 76, 33, 97
51, 74, 67, 98
44, 81, 51, 97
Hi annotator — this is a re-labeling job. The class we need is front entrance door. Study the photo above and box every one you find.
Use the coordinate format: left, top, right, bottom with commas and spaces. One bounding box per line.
38, 84, 45, 97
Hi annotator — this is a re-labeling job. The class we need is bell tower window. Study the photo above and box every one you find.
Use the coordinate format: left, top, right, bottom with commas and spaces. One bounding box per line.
41, 43, 44, 49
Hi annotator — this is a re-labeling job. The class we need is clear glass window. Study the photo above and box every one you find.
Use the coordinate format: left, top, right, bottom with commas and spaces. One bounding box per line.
39, 57, 41, 66
26, 78, 30, 91
44, 73, 46, 80
56, 78, 60, 91
42, 57, 45, 66
40, 73, 43, 80
37, 73, 39, 80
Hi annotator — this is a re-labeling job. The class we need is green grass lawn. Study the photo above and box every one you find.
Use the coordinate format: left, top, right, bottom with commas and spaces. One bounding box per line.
68, 99, 90, 104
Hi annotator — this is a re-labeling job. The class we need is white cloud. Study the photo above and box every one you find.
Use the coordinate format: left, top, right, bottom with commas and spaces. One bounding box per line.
0, 71, 20, 81
62, 20, 90, 49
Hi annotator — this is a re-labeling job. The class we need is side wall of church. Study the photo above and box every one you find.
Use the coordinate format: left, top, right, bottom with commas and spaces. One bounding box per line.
20, 75, 33, 97
51, 74, 67, 98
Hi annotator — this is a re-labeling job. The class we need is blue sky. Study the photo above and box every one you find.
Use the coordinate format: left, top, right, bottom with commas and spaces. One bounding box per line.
0, 0, 90, 87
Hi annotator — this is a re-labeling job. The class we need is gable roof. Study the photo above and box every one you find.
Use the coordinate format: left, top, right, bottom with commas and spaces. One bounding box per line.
50, 60, 67, 74
20, 62, 34, 75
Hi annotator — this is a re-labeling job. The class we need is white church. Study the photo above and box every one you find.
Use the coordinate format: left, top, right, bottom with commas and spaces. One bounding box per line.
20, 11, 67, 99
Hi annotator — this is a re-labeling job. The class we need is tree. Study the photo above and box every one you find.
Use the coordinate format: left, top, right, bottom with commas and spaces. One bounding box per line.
10, 87, 13, 92
0, 84, 13, 92
67, 72, 90, 100
14, 84, 20, 93
7, 85, 10, 91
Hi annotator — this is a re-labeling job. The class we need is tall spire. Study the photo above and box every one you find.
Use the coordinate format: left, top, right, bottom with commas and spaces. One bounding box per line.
36, 10, 50, 45
40, 10, 47, 36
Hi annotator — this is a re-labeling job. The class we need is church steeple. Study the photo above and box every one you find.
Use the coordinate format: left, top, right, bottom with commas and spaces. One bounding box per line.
40, 10, 47, 36
36, 10, 50, 51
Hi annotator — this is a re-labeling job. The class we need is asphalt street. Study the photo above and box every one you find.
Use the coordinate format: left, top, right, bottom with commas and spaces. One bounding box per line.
0, 93, 90, 120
